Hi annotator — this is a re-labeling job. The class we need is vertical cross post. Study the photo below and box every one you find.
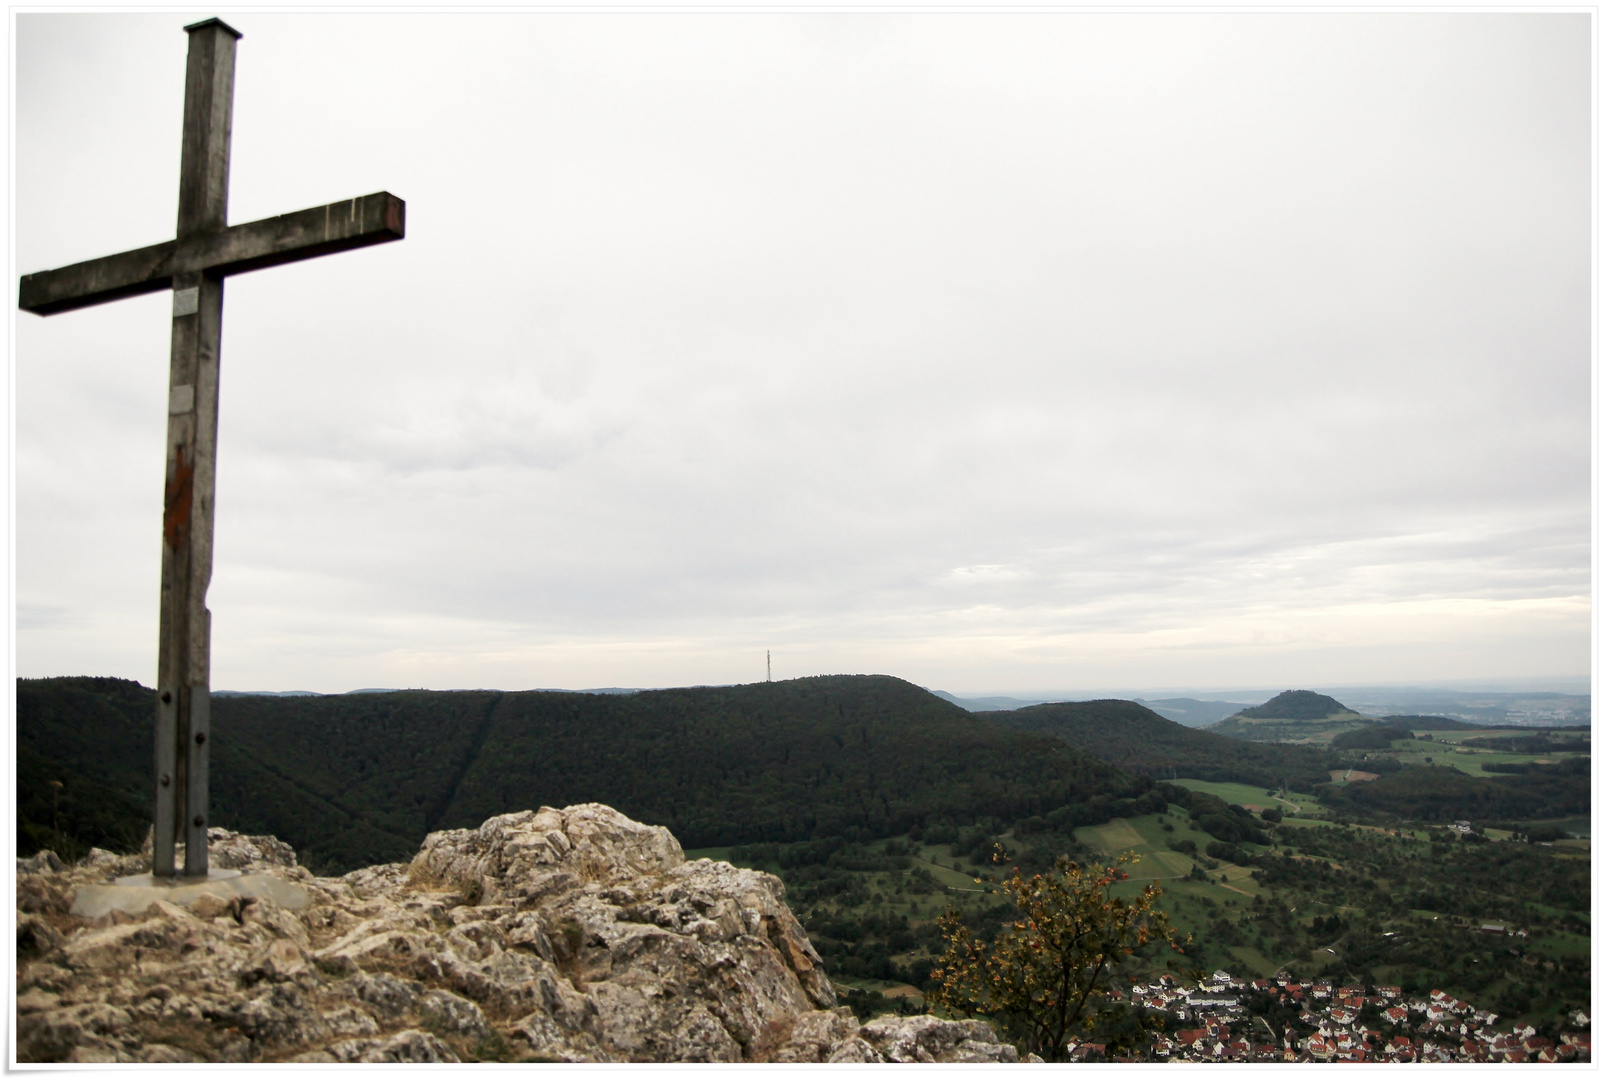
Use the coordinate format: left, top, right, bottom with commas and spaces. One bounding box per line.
20, 19, 405, 884
154, 18, 239, 879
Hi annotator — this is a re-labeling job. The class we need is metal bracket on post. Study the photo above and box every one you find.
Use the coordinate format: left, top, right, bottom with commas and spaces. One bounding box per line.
183, 685, 211, 877
153, 686, 180, 878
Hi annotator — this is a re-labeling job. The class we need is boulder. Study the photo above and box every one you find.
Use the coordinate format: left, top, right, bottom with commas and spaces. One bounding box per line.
15, 804, 1016, 1062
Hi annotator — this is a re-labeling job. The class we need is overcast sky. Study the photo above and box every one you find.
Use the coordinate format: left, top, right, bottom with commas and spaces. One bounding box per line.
12, 12, 1591, 695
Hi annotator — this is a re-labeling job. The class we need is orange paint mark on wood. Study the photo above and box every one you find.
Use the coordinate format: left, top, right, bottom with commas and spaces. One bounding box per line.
163, 447, 194, 548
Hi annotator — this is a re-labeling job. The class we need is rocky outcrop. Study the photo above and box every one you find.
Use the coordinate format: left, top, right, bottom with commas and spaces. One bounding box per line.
15, 804, 1018, 1063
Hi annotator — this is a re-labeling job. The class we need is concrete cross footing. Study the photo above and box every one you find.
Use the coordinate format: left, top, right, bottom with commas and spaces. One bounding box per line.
69, 869, 311, 919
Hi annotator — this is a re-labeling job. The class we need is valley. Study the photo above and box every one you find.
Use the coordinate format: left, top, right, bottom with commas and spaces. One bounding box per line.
15, 673, 1590, 1058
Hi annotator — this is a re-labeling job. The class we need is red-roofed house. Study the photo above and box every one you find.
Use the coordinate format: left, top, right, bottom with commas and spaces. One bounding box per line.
1176, 1029, 1207, 1051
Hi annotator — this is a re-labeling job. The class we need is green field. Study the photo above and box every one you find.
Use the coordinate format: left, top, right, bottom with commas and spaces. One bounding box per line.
1074, 812, 1198, 881
1526, 933, 1591, 959
1423, 728, 1591, 746
1064, 813, 1273, 976
1387, 729, 1590, 777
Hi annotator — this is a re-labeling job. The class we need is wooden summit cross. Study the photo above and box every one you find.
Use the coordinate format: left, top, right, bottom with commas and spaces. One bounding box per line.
19, 18, 405, 880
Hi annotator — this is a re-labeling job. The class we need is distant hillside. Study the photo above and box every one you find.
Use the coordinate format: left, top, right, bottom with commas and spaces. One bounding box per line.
18, 675, 1147, 874
1331, 724, 1415, 751
1132, 697, 1254, 728
930, 691, 1066, 712
933, 693, 1255, 727
1320, 761, 1590, 823
1235, 690, 1352, 720
983, 699, 1334, 792
1380, 714, 1479, 731
1209, 690, 1372, 744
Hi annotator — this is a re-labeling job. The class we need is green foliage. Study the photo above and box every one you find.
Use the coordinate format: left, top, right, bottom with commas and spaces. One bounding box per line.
1233, 690, 1351, 720
18, 674, 1145, 873
444, 676, 1142, 851
1331, 724, 1413, 751
725, 834, 1026, 1014
836, 984, 926, 1020
988, 699, 1334, 792
1321, 763, 1589, 822
1244, 822, 1589, 1025
16, 744, 147, 861
1156, 784, 1269, 845
16, 678, 153, 798
1380, 714, 1480, 730
16, 677, 156, 859
929, 851, 1179, 1062
1463, 733, 1590, 754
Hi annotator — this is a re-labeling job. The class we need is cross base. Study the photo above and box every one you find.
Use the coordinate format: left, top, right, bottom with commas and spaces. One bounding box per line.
68, 869, 312, 919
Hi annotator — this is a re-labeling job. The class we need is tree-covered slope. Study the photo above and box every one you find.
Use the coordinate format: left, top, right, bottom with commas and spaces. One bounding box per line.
1320, 761, 1591, 822
206, 690, 505, 868
1233, 690, 1353, 720
17, 675, 1147, 873
16, 743, 148, 862
442, 675, 1142, 847
1380, 714, 1479, 731
1331, 724, 1414, 751
1207, 690, 1371, 744
984, 698, 1334, 791
16, 677, 153, 806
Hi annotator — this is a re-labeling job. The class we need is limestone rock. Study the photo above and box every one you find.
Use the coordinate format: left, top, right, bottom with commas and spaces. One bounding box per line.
15, 804, 1018, 1063
857, 1013, 1022, 1062
19, 850, 67, 875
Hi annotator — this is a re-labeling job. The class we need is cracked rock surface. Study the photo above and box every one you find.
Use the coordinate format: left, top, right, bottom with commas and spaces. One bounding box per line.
16, 804, 1016, 1062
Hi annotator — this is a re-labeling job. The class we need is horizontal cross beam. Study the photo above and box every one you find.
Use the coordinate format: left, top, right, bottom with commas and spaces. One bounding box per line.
20, 191, 404, 316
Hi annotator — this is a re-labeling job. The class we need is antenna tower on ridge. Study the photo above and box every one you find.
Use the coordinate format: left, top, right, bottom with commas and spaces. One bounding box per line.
767, 650, 772, 682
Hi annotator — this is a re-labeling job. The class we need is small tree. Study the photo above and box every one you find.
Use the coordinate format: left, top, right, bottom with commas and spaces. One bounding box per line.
929, 850, 1182, 1061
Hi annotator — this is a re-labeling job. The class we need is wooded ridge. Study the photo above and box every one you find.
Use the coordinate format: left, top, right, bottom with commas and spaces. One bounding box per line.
18, 674, 1147, 874
984, 698, 1337, 790
18, 676, 1587, 875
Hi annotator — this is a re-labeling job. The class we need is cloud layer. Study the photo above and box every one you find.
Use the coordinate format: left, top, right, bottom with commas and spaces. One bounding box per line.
14, 13, 1589, 692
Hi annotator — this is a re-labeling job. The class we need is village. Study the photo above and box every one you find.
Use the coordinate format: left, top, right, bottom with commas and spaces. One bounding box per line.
1065, 970, 1592, 1063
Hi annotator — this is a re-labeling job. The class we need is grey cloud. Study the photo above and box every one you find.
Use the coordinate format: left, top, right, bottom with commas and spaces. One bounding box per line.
14, 13, 1588, 693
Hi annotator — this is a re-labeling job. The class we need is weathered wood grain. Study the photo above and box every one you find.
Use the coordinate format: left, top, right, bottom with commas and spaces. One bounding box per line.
19, 193, 405, 316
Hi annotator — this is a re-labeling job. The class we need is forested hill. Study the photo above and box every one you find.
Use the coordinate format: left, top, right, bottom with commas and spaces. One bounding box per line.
1231, 689, 1354, 720
984, 699, 1334, 791
18, 675, 1147, 874
1207, 689, 1371, 744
